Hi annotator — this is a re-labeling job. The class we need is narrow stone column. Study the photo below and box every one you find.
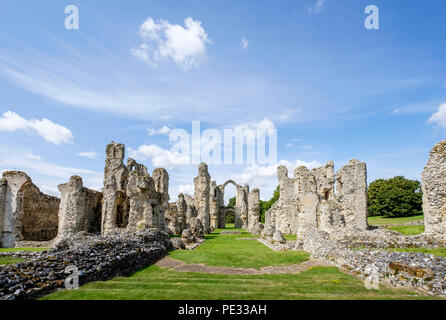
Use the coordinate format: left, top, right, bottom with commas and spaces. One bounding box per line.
194, 163, 211, 233
248, 188, 261, 231
422, 140, 446, 236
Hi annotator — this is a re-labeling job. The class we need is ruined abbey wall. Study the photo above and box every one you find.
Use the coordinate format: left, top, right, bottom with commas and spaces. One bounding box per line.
422, 140, 446, 237
57, 176, 102, 241
265, 159, 368, 236
101, 142, 169, 236
0, 172, 59, 248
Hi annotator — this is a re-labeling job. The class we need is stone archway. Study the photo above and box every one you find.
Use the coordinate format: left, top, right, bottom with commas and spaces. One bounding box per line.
216, 180, 249, 229
223, 207, 236, 228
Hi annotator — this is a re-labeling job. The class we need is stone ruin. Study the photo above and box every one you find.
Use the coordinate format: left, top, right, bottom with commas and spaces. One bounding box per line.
2, 140, 446, 298
0, 142, 180, 248
0, 172, 59, 248
264, 159, 368, 238
422, 140, 446, 237
164, 162, 262, 238
1, 139, 446, 249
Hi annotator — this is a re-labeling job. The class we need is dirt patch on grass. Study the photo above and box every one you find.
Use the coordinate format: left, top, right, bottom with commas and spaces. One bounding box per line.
156, 256, 330, 275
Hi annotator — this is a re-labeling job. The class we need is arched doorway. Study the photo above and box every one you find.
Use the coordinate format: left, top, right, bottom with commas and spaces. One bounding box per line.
217, 180, 248, 229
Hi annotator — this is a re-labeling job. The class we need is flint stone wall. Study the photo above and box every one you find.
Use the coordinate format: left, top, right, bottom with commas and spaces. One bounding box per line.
0, 229, 171, 300
299, 228, 446, 296
56, 176, 102, 241
101, 142, 169, 235
422, 140, 446, 237
194, 163, 210, 233
1, 172, 60, 248
266, 159, 368, 236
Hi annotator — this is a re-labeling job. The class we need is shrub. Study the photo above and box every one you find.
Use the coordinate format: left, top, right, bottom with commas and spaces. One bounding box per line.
367, 176, 423, 217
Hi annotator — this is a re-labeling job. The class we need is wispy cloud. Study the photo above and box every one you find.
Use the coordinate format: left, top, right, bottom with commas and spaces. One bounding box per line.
428, 103, 446, 128
147, 126, 171, 136
0, 111, 73, 145
77, 151, 100, 160
240, 37, 249, 50
306, 0, 326, 15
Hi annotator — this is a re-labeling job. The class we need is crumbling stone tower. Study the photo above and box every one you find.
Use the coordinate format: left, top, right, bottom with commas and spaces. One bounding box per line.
101, 142, 129, 235
248, 188, 261, 231
56, 176, 102, 241
101, 142, 169, 235
266, 159, 369, 236
422, 140, 446, 236
194, 163, 211, 234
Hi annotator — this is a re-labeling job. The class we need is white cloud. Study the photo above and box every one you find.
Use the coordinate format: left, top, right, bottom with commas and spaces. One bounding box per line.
77, 151, 100, 160
236, 159, 323, 186
129, 144, 191, 170
0, 111, 73, 145
306, 0, 326, 15
240, 37, 249, 50
26, 153, 42, 161
147, 125, 171, 136
428, 103, 446, 128
132, 17, 211, 70
178, 184, 194, 196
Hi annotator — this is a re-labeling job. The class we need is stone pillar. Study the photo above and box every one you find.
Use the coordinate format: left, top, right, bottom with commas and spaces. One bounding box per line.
313, 162, 337, 232
294, 166, 318, 235
0, 178, 6, 247
126, 162, 156, 231
57, 176, 102, 241
194, 163, 210, 233
336, 159, 368, 232
101, 142, 128, 235
209, 181, 219, 229
176, 194, 187, 232
1, 172, 31, 247
248, 188, 260, 231
422, 140, 446, 236
153, 168, 170, 229
270, 166, 298, 234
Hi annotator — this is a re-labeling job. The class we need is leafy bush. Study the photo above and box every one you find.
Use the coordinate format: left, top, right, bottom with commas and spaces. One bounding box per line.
260, 186, 280, 223
367, 176, 423, 217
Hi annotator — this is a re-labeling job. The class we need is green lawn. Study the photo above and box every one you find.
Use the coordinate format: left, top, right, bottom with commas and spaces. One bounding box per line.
0, 256, 27, 265
169, 228, 309, 269
388, 225, 425, 235
42, 265, 433, 300
390, 247, 446, 258
368, 215, 424, 226
41, 228, 439, 300
0, 247, 48, 253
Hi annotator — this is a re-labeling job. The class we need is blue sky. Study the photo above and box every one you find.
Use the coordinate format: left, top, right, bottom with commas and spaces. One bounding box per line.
0, 0, 445, 201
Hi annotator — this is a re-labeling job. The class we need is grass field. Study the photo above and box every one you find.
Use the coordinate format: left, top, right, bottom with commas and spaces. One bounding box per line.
169, 228, 309, 269
0, 256, 27, 265
42, 228, 438, 300
42, 264, 434, 300
0, 248, 48, 253
367, 215, 424, 226
388, 225, 425, 235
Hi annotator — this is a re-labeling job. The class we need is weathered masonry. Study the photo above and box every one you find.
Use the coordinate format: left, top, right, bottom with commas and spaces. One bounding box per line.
166, 163, 262, 235
0, 172, 59, 248
265, 159, 369, 236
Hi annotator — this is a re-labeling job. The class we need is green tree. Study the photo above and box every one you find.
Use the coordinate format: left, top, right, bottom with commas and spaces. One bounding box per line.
228, 197, 236, 207
367, 176, 423, 218
260, 186, 280, 223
